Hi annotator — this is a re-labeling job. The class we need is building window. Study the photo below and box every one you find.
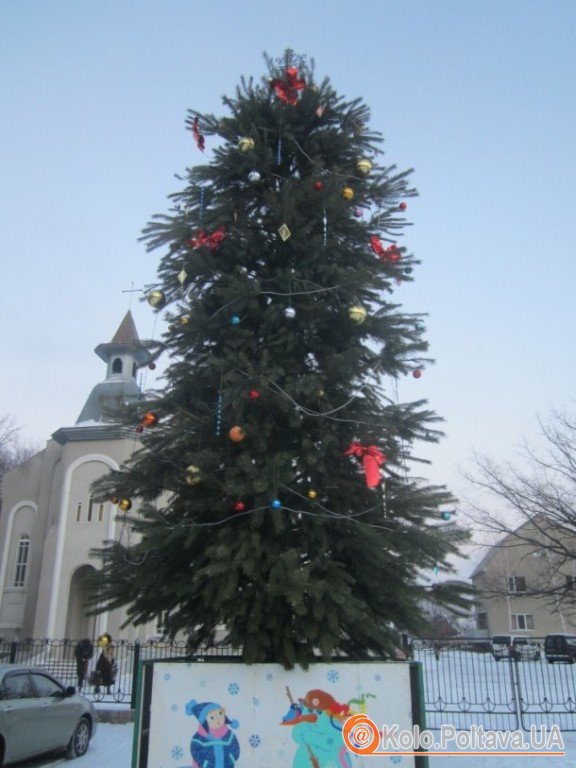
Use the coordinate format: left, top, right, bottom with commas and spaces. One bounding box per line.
76, 503, 82, 522
98, 503, 104, 522
511, 614, 534, 631
87, 499, 93, 523
508, 576, 527, 593
13, 535, 30, 588
565, 575, 576, 591
112, 357, 123, 373
476, 612, 488, 630
132, 363, 137, 379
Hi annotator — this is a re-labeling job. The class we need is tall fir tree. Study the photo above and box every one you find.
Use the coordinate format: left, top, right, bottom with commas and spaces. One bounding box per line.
92, 52, 470, 667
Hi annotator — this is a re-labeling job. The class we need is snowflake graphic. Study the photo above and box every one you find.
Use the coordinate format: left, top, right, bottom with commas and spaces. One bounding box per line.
171, 745, 183, 760
252, 697, 260, 706
164, 673, 172, 681
199, 679, 207, 687
327, 669, 339, 683
266, 672, 274, 681
390, 757, 402, 765
248, 734, 261, 748
170, 704, 178, 712
374, 673, 382, 682
228, 682, 240, 695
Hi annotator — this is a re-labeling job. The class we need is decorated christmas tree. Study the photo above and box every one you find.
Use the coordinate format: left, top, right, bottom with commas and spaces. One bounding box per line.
92, 51, 470, 667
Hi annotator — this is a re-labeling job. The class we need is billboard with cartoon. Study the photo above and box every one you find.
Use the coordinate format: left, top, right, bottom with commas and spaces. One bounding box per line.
133, 660, 426, 768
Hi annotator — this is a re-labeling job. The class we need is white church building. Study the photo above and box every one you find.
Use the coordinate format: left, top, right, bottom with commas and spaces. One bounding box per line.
0, 311, 160, 641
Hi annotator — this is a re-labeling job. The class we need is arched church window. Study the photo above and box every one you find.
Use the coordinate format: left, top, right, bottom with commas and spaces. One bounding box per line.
13, 534, 30, 588
132, 362, 137, 378
112, 357, 123, 374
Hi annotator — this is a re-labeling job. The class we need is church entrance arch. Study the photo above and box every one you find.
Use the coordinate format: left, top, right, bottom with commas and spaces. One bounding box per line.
65, 565, 98, 639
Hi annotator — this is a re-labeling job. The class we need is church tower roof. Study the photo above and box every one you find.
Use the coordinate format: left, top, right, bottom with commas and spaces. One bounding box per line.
73, 311, 153, 426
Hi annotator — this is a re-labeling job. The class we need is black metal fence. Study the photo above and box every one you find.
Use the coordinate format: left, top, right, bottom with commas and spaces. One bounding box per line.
3, 635, 576, 731
0, 637, 236, 707
412, 637, 576, 732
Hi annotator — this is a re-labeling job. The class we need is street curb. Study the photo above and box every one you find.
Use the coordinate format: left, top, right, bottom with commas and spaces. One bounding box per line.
96, 709, 134, 723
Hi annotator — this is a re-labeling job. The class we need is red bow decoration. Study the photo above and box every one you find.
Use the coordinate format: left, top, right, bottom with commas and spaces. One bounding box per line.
192, 117, 205, 152
189, 226, 226, 251
343, 441, 387, 487
370, 236, 401, 263
271, 67, 306, 106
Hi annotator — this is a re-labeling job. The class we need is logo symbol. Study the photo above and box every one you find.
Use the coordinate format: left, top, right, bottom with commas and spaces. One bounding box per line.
342, 714, 380, 755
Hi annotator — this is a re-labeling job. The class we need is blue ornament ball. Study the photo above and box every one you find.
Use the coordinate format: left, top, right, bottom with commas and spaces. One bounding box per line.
441, 511, 452, 521
270, 499, 281, 509
231, 315, 241, 325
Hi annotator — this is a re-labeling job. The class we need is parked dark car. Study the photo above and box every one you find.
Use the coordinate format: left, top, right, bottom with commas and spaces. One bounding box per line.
0, 664, 97, 765
544, 633, 576, 664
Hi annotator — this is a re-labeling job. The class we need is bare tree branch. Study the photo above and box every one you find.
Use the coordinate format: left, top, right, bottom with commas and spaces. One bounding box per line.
464, 408, 576, 611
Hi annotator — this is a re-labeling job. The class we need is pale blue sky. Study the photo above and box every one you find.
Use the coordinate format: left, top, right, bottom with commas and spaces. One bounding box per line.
2, 1, 575, 557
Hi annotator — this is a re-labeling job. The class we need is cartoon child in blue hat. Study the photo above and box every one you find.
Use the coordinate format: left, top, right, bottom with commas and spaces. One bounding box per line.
185, 699, 240, 768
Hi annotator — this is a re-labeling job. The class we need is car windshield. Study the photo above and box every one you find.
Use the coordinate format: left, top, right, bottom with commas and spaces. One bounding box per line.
492, 637, 510, 644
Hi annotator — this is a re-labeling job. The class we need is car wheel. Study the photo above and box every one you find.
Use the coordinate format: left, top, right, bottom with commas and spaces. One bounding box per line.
67, 716, 91, 759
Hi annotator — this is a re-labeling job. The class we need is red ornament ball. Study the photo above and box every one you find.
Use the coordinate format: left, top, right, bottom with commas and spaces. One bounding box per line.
135, 425, 144, 434
413, 369, 423, 379
148, 362, 156, 370
313, 180, 323, 191
399, 202, 407, 211
234, 501, 246, 512
249, 389, 261, 400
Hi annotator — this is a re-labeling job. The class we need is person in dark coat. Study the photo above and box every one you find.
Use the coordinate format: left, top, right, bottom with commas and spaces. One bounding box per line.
94, 632, 116, 694
74, 639, 93, 690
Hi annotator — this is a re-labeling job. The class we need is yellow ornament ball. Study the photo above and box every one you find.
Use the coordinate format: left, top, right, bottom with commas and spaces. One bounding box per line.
185, 465, 202, 486
238, 137, 255, 153
307, 489, 318, 500
348, 305, 367, 324
342, 186, 354, 200
180, 315, 190, 326
147, 290, 166, 309
118, 498, 132, 511
356, 158, 372, 177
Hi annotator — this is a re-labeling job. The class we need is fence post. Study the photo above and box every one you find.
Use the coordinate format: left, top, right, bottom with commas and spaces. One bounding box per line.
9, 638, 19, 663
130, 639, 141, 709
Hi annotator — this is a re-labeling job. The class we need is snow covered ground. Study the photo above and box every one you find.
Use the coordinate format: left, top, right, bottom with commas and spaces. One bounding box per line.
24, 719, 573, 768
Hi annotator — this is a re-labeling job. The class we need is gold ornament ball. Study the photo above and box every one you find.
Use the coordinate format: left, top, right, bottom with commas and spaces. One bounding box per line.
307, 489, 318, 500
180, 315, 190, 326
147, 290, 166, 309
118, 498, 132, 511
348, 305, 367, 324
229, 425, 246, 442
342, 186, 354, 200
238, 137, 255, 153
185, 465, 202, 486
356, 158, 372, 177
